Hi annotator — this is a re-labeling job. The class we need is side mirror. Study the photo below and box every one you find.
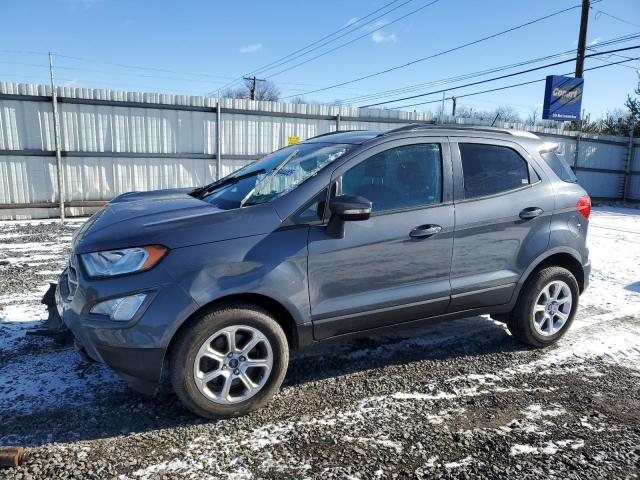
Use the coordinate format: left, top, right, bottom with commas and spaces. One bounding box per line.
326, 194, 372, 238
331, 194, 372, 221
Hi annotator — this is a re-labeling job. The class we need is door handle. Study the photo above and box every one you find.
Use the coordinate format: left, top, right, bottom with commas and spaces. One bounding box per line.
410, 224, 442, 238
519, 207, 544, 219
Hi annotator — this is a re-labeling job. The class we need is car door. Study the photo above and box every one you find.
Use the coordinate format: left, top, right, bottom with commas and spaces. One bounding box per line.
448, 137, 554, 312
307, 137, 454, 340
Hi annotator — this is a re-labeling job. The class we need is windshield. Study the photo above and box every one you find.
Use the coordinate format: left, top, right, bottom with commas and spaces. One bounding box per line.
199, 142, 351, 210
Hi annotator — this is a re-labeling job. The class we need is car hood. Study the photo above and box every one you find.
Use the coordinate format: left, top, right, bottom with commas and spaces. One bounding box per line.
72, 188, 283, 254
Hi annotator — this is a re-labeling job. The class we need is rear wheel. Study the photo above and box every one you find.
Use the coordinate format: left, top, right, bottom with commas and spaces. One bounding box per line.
507, 266, 579, 348
170, 303, 289, 419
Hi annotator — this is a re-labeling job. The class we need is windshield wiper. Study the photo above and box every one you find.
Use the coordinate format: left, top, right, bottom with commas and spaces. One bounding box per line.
191, 169, 265, 199
239, 151, 301, 207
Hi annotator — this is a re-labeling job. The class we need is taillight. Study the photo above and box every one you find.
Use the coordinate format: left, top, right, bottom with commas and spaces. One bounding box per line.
577, 195, 591, 220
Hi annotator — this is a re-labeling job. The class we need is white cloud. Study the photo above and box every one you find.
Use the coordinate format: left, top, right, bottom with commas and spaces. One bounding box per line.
371, 31, 397, 44
239, 43, 263, 54
588, 37, 602, 46
366, 20, 388, 32
344, 17, 358, 27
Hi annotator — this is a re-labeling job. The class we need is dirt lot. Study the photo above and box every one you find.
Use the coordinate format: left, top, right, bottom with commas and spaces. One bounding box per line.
1, 206, 639, 479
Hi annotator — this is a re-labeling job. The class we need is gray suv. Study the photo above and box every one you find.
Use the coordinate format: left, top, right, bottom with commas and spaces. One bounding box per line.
57, 125, 591, 418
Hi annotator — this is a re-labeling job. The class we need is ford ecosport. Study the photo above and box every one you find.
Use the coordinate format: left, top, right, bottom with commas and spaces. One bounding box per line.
56, 125, 591, 418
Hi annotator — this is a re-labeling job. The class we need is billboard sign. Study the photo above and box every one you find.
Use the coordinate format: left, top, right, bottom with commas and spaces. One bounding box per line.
542, 75, 584, 121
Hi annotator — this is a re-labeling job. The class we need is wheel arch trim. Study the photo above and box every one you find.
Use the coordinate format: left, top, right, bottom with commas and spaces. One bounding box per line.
510, 247, 586, 307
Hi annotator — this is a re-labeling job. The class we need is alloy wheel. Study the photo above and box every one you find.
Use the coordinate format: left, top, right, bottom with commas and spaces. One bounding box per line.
193, 325, 273, 404
532, 280, 573, 336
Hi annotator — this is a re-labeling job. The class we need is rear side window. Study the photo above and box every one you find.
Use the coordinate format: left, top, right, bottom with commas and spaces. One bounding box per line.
459, 143, 530, 199
541, 150, 577, 183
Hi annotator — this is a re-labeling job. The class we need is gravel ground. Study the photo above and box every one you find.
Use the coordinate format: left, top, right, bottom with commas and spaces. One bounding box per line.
1, 207, 639, 479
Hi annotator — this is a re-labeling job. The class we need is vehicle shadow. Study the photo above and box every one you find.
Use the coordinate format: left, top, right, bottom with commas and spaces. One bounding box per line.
1, 315, 531, 447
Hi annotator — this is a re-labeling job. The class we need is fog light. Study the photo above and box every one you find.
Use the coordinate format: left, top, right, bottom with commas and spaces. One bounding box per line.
90, 294, 147, 321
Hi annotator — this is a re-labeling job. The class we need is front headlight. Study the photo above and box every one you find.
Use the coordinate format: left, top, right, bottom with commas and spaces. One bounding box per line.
82, 245, 167, 278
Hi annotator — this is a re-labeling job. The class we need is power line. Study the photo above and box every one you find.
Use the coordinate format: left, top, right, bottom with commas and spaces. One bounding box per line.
47, 52, 236, 81
344, 33, 640, 104
0, 60, 238, 86
592, 7, 640, 28
218, 0, 419, 92
281, 3, 584, 100
360, 45, 640, 108
0, 52, 367, 93
264, 0, 442, 80
247, 0, 411, 77
344, 52, 575, 104
588, 51, 639, 70
389, 55, 640, 110
217, 0, 408, 91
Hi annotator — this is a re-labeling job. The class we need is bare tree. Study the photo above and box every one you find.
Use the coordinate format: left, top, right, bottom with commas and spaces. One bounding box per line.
492, 105, 522, 123
221, 79, 281, 101
526, 107, 539, 126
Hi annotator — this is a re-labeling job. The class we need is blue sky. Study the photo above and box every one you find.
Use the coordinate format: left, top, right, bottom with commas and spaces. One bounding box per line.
1, 0, 639, 119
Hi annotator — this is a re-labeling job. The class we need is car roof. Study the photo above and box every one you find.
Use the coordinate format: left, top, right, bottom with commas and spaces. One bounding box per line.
303, 130, 385, 145
303, 124, 540, 146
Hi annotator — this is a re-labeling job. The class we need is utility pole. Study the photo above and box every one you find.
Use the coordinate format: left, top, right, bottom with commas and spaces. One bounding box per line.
575, 0, 590, 78
440, 91, 446, 124
451, 96, 457, 117
243, 76, 266, 101
622, 119, 636, 202
49, 52, 65, 223
216, 88, 222, 180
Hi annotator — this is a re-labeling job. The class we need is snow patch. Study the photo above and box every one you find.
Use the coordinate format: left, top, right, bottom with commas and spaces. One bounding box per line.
511, 439, 584, 456
444, 455, 472, 469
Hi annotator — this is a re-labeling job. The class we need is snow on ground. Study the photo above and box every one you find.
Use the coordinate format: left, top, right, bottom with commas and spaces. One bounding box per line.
0, 206, 639, 479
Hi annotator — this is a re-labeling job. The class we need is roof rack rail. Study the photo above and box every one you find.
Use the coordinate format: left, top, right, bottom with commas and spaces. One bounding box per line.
383, 123, 539, 139
307, 129, 365, 140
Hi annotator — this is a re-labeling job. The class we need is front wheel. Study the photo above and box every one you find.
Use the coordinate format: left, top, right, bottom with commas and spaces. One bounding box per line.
170, 303, 289, 419
507, 266, 579, 348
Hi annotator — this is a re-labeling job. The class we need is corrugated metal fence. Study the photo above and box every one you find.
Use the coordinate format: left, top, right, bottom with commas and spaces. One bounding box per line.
1, 82, 638, 219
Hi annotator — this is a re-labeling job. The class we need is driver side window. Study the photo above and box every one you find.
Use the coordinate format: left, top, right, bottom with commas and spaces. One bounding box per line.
340, 143, 442, 213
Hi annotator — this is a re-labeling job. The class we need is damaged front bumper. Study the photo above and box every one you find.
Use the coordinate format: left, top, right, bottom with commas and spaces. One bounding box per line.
54, 259, 198, 395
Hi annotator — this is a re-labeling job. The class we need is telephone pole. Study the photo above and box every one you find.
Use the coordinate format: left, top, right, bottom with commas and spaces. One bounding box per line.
451, 96, 457, 116
243, 76, 266, 101
575, 0, 590, 78
49, 52, 65, 223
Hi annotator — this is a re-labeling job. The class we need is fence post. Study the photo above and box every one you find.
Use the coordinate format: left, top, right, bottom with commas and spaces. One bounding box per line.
622, 120, 636, 202
571, 123, 582, 172
216, 98, 222, 180
335, 113, 341, 132
48, 52, 65, 222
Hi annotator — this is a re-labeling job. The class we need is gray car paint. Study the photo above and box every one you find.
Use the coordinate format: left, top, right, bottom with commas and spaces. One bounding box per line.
58, 127, 591, 394
308, 136, 455, 339
447, 137, 556, 311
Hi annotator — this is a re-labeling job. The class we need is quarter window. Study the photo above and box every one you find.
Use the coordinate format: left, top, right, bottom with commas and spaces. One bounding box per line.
340, 144, 442, 213
459, 143, 531, 199
292, 189, 327, 223
541, 150, 577, 183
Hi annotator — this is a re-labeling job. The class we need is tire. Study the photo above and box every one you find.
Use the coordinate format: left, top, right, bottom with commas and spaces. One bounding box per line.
507, 266, 579, 348
170, 302, 289, 419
